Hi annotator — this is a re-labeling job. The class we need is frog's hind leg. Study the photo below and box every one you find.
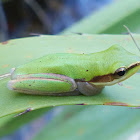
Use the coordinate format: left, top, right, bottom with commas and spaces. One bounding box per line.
77, 82, 104, 96
8, 73, 78, 96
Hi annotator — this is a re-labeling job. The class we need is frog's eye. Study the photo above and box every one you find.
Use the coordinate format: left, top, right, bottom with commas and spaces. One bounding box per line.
115, 67, 126, 76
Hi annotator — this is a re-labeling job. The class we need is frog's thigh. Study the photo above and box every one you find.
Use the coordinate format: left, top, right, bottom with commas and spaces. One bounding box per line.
8, 73, 77, 95
77, 82, 104, 96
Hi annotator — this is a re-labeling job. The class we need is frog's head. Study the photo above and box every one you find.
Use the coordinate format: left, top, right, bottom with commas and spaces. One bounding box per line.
90, 45, 140, 86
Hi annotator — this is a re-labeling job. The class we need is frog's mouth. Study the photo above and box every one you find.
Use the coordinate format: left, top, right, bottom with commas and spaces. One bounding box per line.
90, 62, 140, 86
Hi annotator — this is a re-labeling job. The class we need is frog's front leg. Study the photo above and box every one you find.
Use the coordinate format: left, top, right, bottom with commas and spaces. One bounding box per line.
8, 73, 79, 96
77, 82, 104, 96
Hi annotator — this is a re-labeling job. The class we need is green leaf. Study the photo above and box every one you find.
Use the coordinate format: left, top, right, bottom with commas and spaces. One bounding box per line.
34, 105, 140, 140
0, 34, 140, 119
0, 107, 50, 137
62, 0, 140, 34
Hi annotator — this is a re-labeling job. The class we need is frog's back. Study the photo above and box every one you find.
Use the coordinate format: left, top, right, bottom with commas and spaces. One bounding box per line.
15, 53, 96, 81
14, 45, 136, 81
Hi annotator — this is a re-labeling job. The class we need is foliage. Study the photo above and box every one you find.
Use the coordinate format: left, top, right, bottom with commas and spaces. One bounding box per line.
1, 0, 140, 139
0, 34, 140, 138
